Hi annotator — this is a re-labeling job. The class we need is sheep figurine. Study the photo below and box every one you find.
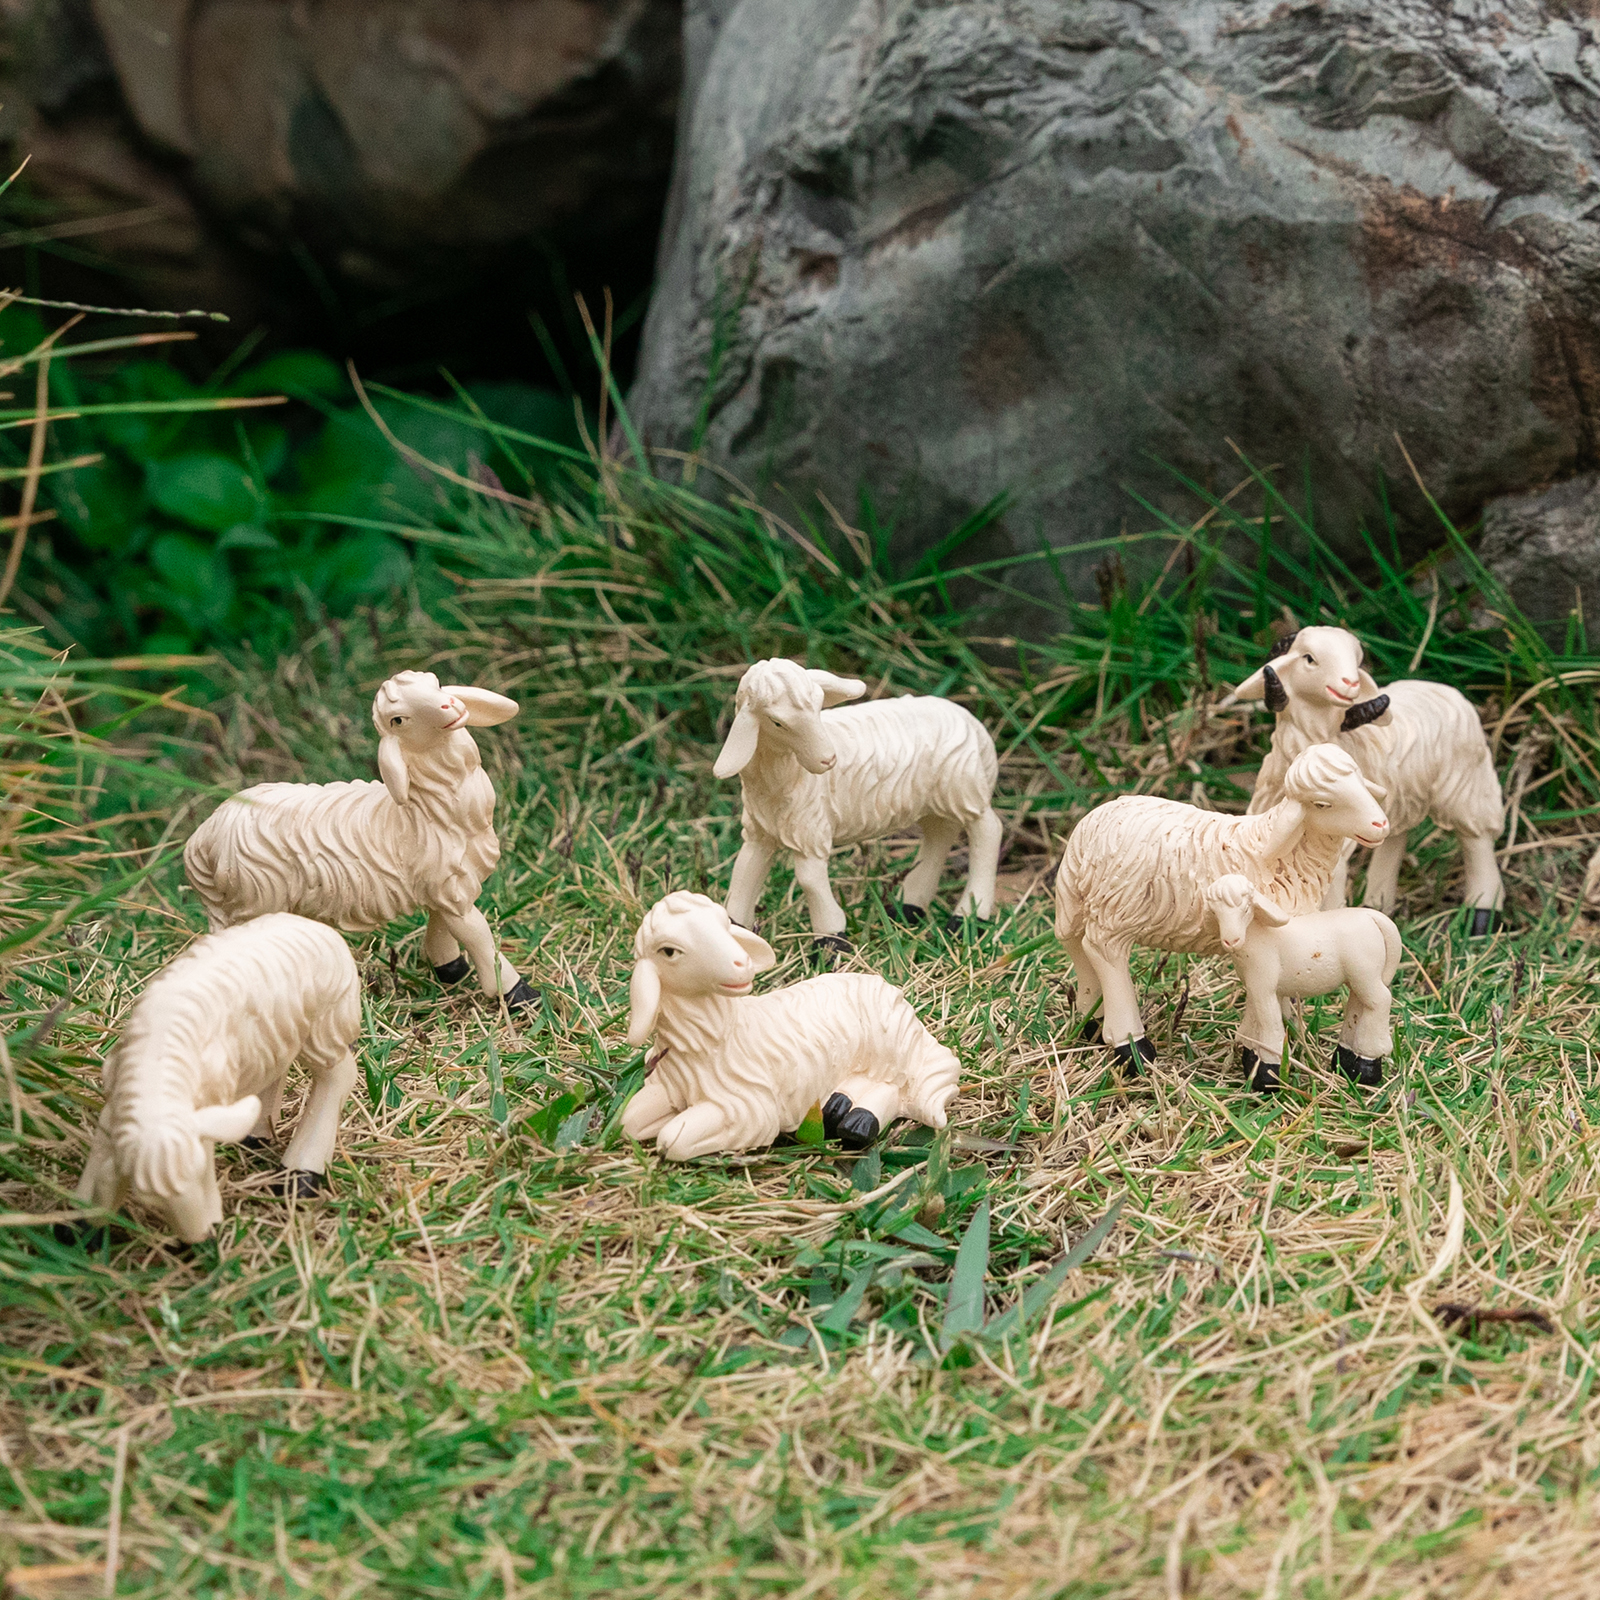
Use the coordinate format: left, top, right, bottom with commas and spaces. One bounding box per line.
73, 914, 362, 1242
1203, 875, 1403, 1093
184, 670, 535, 1007
1054, 743, 1390, 1066
1223, 626, 1504, 934
620, 891, 961, 1158
715, 658, 1002, 949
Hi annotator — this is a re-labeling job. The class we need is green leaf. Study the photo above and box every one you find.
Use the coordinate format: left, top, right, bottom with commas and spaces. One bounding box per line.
148, 533, 234, 628
794, 1100, 826, 1147
555, 1107, 593, 1150
526, 1091, 584, 1146
939, 1198, 991, 1354
147, 452, 262, 532
851, 1150, 883, 1192
217, 523, 279, 551
817, 1265, 874, 1335
981, 1198, 1125, 1346
231, 350, 346, 399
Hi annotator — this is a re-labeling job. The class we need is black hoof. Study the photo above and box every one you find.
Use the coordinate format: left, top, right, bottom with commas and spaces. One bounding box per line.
822, 1092, 853, 1140
240, 1134, 271, 1152
1079, 1017, 1103, 1045
1113, 1036, 1157, 1070
1242, 1047, 1282, 1094
886, 902, 927, 925
1468, 908, 1497, 938
502, 979, 540, 1010
944, 914, 988, 935
278, 1169, 327, 1199
434, 955, 472, 986
813, 934, 853, 956
1334, 1045, 1383, 1087
837, 1108, 881, 1150
53, 1218, 109, 1248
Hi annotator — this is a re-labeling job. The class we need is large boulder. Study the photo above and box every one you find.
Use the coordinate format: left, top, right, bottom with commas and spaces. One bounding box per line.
1479, 471, 1600, 633
630, 0, 1600, 604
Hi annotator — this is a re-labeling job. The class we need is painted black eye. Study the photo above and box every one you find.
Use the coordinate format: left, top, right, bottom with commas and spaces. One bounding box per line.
769, 717, 785, 729
390, 717, 403, 727
659, 946, 680, 958
1305, 655, 1316, 666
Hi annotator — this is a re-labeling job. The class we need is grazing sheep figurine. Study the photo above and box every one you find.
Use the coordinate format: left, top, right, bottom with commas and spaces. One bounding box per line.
1054, 744, 1390, 1066
1203, 874, 1403, 1093
1223, 626, 1504, 933
621, 891, 961, 1158
715, 658, 1002, 949
73, 914, 362, 1242
184, 670, 535, 1007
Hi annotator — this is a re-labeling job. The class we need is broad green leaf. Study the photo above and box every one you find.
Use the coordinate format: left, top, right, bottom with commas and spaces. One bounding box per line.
794, 1101, 826, 1146
817, 1265, 874, 1334
217, 523, 279, 551
851, 1150, 883, 1192
232, 350, 346, 399
555, 1107, 593, 1150
148, 452, 261, 532
148, 533, 234, 627
939, 1198, 991, 1354
982, 1199, 1125, 1345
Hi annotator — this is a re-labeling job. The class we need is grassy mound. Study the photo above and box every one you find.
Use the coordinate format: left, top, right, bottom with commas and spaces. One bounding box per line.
3, 433, 1599, 1598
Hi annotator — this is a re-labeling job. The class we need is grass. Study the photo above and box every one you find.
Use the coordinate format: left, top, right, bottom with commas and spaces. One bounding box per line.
3, 426, 1600, 1599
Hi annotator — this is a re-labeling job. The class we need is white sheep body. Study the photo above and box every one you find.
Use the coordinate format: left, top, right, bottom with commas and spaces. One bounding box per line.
74, 913, 362, 1240
1053, 744, 1391, 1054
183, 672, 528, 1000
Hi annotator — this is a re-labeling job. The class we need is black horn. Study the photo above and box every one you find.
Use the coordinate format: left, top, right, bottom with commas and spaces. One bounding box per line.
1341, 693, 1390, 732
1266, 629, 1300, 661
1262, 663, 1289, 712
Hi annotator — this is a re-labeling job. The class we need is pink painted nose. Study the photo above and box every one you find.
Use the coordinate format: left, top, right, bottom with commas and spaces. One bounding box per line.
1371, 818, 1388, 831
818, 753, 836, 769
1342, 676, 1360, 688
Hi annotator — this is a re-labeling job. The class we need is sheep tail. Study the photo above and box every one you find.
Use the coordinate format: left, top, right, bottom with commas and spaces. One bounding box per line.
904, 1040, 962, 1129
181, 830, 233, 929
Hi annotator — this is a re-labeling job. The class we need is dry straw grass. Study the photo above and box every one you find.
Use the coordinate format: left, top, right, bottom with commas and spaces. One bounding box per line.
3, 467, 1600, 1597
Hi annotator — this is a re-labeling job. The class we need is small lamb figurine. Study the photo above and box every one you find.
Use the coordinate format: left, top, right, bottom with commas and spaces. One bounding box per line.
1223, 626, 1504, 933
1055, 744, 1389, 1066
621, 891, 961, 1158
1203, 875, 1403, 1093
184, 669, 535, 1007
715, 658, 1002, 949
73, 914, 362, 1242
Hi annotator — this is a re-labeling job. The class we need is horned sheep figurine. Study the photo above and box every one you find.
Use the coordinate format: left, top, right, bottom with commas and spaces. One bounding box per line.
73, 914, 361, 1242
184, 670, 535, 1007
1203, 875, 1402, 1093
1223, 626, 1504, 933
715, 659, 1002, 950
621, 891, 961, 1159
1054, 744, 1390, 1065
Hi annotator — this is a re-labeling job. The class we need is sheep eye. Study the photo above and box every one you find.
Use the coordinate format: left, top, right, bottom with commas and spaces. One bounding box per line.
658, 946, 680, 959
769, 717, 785, 729
1314, 800, 1331, 809
390, 717, 404, 728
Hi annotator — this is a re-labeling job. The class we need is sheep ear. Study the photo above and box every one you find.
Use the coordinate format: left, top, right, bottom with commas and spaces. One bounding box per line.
730, 925, 777, 973
1363, 777, 1388, 800
808, 669, 866, 708
1227, 667, 1266, 705
713, 709, 760, 778
626, 960, 662, 1047
378, 735, 410, 805
1342, 691, 1392, 732
443, 686, 519, 727
1251, 892, 1292, 927
191, 1096, 261, 1145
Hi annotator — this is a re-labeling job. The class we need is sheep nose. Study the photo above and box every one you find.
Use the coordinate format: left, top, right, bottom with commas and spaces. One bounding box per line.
1342, 676, 1360, 687
818, 753, 837, 770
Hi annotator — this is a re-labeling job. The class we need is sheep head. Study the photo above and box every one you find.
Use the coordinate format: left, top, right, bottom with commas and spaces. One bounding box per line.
1203, 874, 1292, 951
627, 891, 776, 1045
371, 671, 519, 804
1282, 743, 1390, 846
1226, 627, 1392, 732
122, 1095, 262, 1242
713, 658, 866, 779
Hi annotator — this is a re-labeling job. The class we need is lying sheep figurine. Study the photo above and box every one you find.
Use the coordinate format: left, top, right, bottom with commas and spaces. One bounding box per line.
1203, 874, 1402, 1093
621, 891, 961, 1158
73, 914, 361, 1242
1224, 626, 1504, 933
715, 658, 1002, 949
1055, 744, 1389, 1065
184, 670, 535, 1006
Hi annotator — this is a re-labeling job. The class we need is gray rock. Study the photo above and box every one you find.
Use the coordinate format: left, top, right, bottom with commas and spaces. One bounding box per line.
631, 1, 1600, 607
1479, 472, 1600, 631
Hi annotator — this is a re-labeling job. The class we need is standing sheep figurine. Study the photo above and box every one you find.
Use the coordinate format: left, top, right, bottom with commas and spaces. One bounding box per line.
73, 914, 362, 1242
1203, 875, 1403, 1092
1054, 744, 1390, 1065
621, 891, 961, 1158
715, 658, 1002, 949
1223, 627, 1504, 933
184, 670, 535, 1006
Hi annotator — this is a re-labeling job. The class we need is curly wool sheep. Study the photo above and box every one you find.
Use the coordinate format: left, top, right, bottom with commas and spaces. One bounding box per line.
184, 670, 534, 1005
1203, 874, 1403, 1093
73, 914, 361, 1241
1054, 744, 1390, 1065
621, 891, 961, 1159
715, 658, 1001, 948
1223, 626, 1504, 932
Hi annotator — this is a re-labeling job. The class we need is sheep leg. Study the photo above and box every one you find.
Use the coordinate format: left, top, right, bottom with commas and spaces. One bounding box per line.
280, 1048, 358, 1181
952, 807, 1003, 922
75, 1119, 120, 1210
822, 1073, 904, 1150
202, 1157, 224, 1230
423, 910, 468, 984
1081, 933, 1150, 1062
1320, 840, 1356, 910
656, 1100, 773, 1162
1458, 831, 1503, 933
1340, 979, 1393, 1063
441, 907, 532, 1005
1236, 984, 1286, 1094
621, 1078, 678, 1143
242, 1078, 285, 1150
1058, 932, 1104, 1040
792, 853, 848, 940
726, 837, 776, 929
1360, 835, 1405, 915
900, 816, 959, 915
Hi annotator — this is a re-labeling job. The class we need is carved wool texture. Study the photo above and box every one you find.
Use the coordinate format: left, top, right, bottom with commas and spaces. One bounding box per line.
105, 915, 360, 1197
650, 973, 960, 1146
